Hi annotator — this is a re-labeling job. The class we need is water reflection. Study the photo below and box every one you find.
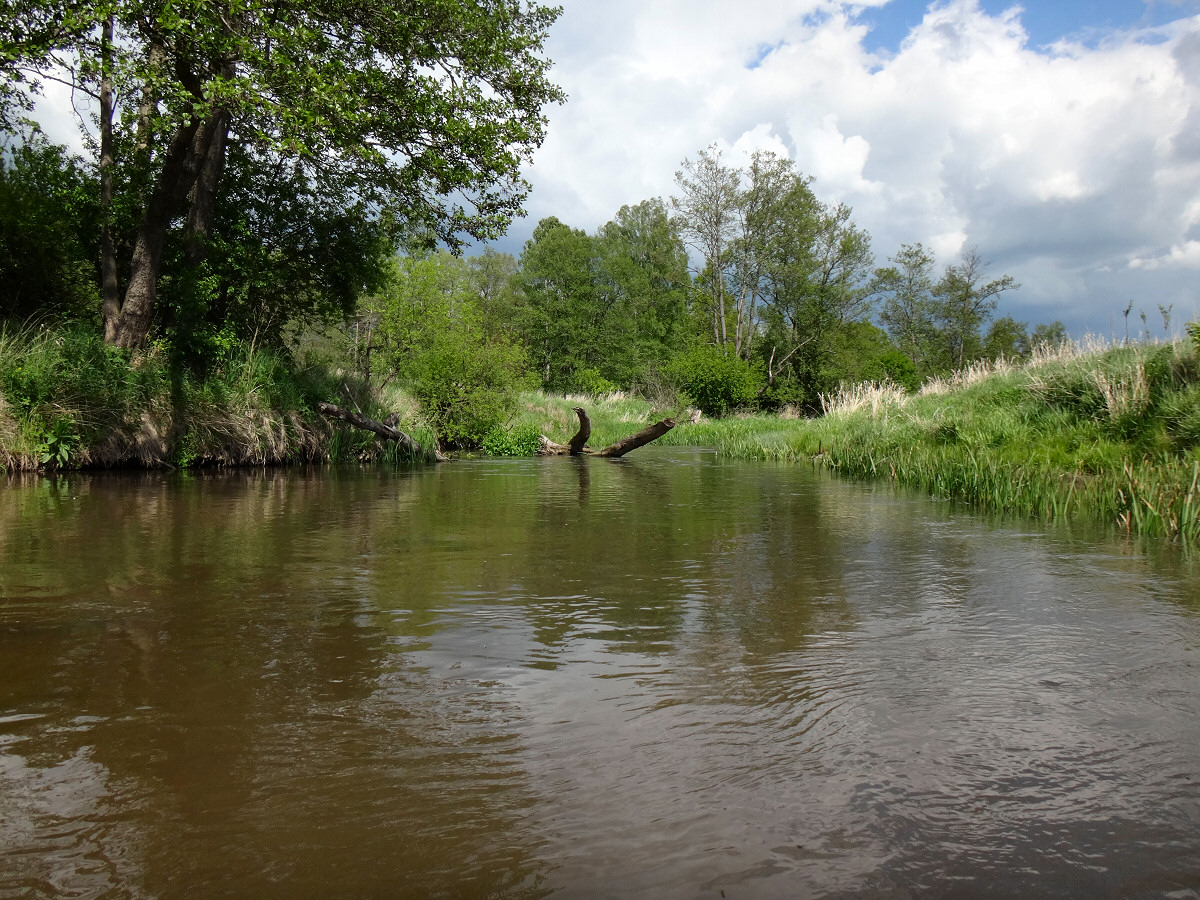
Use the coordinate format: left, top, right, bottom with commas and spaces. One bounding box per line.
1, 451, 1199, 897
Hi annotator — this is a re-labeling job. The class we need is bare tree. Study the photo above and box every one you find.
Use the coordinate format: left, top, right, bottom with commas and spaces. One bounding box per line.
671, 146, 740, 349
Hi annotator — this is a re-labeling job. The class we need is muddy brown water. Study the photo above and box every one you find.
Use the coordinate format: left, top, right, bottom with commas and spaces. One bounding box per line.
2, 448, 1199, 899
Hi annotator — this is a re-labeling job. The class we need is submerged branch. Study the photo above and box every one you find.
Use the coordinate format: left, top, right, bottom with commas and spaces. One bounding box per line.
317, 402, 448, 461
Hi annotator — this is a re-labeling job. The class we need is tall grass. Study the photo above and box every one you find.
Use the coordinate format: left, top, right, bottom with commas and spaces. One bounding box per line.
0, 323, 440, 470
768, 337, 1200, 544
514, 335, 1200, 545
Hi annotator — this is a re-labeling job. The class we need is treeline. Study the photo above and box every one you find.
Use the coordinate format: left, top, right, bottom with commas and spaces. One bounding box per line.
2, 132, 1071, 450
353, 147, 1067, 443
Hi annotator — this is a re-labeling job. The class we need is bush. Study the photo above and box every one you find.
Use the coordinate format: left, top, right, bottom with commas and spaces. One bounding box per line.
479, 423, 543, 457
406, 332, 527, 450
570, 367, 617, 396
665, 346, 762, 417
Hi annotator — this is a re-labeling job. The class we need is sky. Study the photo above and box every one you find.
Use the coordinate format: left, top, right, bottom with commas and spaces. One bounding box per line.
27, 0, 1200, 338
493, 0, 1200, 338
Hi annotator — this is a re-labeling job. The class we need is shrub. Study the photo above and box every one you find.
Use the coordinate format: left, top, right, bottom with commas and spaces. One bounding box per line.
406, 333, 527, 450
479, 423, 543, 457
570, 367, 617, 396
665, 346, 762, 417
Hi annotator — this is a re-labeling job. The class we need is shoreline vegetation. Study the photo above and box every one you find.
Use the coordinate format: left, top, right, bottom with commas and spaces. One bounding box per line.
3, 324, 1200, 546
5, 3, 1199, 549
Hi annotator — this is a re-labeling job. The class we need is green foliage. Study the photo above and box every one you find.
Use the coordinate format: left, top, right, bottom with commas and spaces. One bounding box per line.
875, 244, 1020, 376
930, 247, 1017, 369
2, 0, 564, 348
0, 321, 370, 468
666, 346, 763, 416
1187, 321, 1200, 355
35, 415, 77, 466
479, 423, 543, 457
1031, 321, 1068, 349
984, 316, 1030, 360
874, 242, 937, 371
646, 341, 1200, 544
368, 253, 528, 450
0, 324, 162, 434
571, 368, 617, 395
0, 134, 98, 322
158, 145, 400, 366
516, 204, 694, 393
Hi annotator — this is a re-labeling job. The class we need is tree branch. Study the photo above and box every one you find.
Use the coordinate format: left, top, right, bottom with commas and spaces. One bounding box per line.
316, 402, 448, 461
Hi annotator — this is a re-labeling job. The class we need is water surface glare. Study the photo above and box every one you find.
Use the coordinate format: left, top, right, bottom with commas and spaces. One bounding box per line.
2, 448, 1199, 898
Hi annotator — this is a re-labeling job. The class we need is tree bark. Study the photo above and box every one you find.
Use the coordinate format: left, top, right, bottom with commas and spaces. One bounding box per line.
567, 406, 591, 454
99, 13, 120, 344
183, 107, 230, 267
108, 118, 203, 349
593, 418, 676, 457
316, 402, 448, 461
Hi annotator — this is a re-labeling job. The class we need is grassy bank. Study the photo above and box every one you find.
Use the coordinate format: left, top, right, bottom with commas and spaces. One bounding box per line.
524, 338, 1200, 544
0, 324, 442, 470
8, 321, 1200, 546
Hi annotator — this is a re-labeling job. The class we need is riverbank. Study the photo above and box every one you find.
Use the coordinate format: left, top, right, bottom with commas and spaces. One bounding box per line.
5, 323, 1200, 544
590, 338, 1197, 545
0, 324, 442, 470
514, 337, 1200, 544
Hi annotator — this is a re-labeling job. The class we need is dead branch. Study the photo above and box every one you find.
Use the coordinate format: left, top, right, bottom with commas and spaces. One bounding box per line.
537, 407, 676, 458
568, 406, 591, 454
317, 402, 448, 462
594, 418, 676, 457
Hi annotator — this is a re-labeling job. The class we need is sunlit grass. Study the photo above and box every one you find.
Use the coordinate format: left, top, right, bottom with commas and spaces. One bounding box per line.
515, 335, 1200, 545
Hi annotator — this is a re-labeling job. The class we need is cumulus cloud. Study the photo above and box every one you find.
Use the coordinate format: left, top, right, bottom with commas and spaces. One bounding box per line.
507, 0, 1200, 336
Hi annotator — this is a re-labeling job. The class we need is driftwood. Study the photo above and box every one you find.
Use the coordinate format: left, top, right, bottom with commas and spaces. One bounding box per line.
317, 402, 449, 462
538, 406, 676, 458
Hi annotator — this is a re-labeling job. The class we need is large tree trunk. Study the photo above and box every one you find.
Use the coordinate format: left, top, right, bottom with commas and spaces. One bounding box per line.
107, 119, 201, 348
108, 113, 226, 349
567, 405, 591, 454
98, 14, 120, 344
183, 108, 230, 267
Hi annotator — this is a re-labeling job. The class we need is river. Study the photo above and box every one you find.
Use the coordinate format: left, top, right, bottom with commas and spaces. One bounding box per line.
2, 448, 1199, 898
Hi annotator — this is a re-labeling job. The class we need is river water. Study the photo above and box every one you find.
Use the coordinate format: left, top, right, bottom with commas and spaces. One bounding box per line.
1, 448, 1199, 899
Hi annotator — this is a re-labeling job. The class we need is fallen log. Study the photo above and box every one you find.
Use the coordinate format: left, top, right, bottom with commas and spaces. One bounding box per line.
317, 402, 448, 462
538, 406, 676, 458
594, 417, 677, 457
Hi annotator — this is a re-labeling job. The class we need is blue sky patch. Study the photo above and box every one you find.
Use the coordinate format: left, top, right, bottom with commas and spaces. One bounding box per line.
857, 0, 1200, 54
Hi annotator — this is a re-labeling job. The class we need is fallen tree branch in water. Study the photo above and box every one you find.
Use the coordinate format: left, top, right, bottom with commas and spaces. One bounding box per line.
538, 406, 676, 458
317, 402, 448, 461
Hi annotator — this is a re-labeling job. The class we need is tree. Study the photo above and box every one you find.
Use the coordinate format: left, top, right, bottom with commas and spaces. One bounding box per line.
671, 145, 740, 349
0, 133, 98, 322
983, 315, 1030, 360
517, 217, 603, 391
161, 143, 401, 365
1031, 320, 1068, 350
759, 198, 875, 406
594, 198, 693, 381
728, 150, 801, 360
367, 252, 527, 450
931, 247, 1017, 369
0, 0, 564, 349
467, 249, 526, 343
874, 243, 937, 373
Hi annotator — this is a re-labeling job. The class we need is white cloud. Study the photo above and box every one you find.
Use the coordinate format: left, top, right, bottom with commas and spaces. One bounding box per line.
1130, 239, 1200, 269
510, 0, 1200, 335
